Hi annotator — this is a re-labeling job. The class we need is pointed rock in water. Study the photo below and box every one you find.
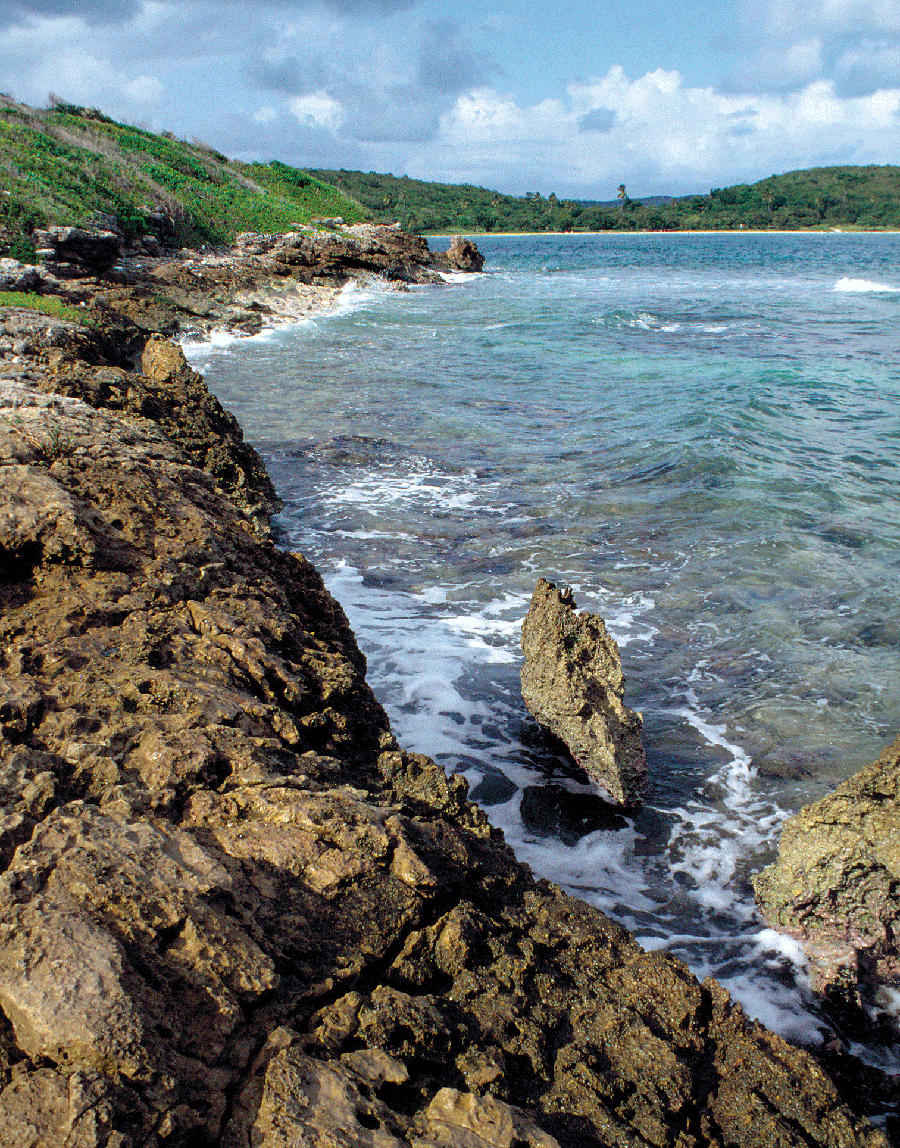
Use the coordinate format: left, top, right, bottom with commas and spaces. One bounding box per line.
437, 235, 485, 272
520, 579, 647, 806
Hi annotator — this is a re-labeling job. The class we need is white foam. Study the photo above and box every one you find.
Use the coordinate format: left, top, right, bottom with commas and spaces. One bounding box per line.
438, 270, 484, 284
833, 276, 899, 293
320, 462, 491, 517
181, 325, 278, 359
326, 561, 528, 761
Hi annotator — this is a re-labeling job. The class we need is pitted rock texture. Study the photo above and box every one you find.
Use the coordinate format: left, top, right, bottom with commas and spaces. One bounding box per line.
521, 579, 648, 806
0, 313, 280, 531
754, 733, 900, 998
0, 320, 888, 1147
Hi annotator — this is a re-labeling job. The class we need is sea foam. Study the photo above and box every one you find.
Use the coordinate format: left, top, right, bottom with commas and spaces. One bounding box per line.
833, 276, 899, 293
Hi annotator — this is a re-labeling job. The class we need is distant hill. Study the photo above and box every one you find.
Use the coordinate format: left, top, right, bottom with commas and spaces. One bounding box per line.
0, 97, 368, 259
305, 166, 900, 233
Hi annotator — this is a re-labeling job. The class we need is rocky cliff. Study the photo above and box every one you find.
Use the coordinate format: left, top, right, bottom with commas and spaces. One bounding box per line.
0, 246, 891, 1146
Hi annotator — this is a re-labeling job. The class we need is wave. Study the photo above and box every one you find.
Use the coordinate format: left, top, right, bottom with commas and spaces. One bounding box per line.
180, 324, 278, 359
598, 309, 682, 332
833, 277, 900, 293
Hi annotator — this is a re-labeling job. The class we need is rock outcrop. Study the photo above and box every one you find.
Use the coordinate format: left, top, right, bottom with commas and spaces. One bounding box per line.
0, 257, 48, 293
33, 225, 121, 274
0, 265, 889, 1144
16, 223, 483, 342
521, 579, 648, 807
754, 733, 900, 1001
432, 235, 486, 272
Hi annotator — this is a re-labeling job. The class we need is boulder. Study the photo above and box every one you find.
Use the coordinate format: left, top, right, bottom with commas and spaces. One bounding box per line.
521, 579, 647, 806
754, 733, 900, 1000
440, 235, 486, 272
0, 258, 43, 292
32, 226, 120, 272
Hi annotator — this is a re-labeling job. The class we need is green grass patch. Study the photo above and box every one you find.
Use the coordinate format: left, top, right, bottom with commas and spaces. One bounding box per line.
0, 291, 95, 325
0, 96, 370, 253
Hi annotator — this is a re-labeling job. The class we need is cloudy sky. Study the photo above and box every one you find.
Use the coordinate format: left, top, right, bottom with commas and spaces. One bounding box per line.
1, 0, 898, 198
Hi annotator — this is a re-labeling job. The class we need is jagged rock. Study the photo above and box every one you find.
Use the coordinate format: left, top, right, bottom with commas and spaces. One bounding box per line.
434, 235, 486, 272
0, 258, 43, 292
229, 226, 483, 289
266, 225, 442, 284
32, 226, 120, 272
754, 733, 900, 999
521, 579, 647, 806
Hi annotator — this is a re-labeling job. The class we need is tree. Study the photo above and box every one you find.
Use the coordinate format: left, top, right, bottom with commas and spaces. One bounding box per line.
617, 183, 626, 212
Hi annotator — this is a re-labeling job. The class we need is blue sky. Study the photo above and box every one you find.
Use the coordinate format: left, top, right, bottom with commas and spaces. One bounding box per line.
1, 0, 899, 198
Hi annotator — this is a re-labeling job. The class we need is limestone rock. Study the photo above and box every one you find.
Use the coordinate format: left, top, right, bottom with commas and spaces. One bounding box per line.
411, 1088, 560, 1147
520, 579, 647, 806
0, 258, 43, 292
754, 733, 900, 998
433, 236, 485, 273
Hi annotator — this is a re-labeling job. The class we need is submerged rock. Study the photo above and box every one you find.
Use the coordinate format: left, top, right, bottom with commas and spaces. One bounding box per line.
520, 579, 648, 806
754, 733, 900, 1001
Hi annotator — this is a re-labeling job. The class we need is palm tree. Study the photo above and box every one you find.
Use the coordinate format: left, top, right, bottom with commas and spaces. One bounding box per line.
617, 184, 627, 212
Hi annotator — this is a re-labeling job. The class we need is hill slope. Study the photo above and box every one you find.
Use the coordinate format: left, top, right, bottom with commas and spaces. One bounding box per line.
0, 97, 368, 258
307, 165, 900, 232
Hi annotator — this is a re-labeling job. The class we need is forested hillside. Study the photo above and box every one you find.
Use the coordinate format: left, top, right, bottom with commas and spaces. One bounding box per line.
0, 97, 367, 258
306, 165, 900, 233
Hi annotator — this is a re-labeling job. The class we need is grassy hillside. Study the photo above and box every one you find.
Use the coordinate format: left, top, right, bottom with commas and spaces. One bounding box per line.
0, 96, 368, 259
307, 165, 900, 233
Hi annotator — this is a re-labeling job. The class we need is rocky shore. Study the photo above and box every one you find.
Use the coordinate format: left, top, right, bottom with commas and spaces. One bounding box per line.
0, 227, 893, 1146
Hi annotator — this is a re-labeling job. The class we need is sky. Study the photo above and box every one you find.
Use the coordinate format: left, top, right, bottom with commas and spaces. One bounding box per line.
1, 0, 899, 199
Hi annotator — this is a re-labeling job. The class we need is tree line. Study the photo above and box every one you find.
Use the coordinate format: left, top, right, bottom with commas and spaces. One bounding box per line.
304, 165, 900, 233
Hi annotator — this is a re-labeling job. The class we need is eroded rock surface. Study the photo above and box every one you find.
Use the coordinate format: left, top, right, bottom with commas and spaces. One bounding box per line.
521, 579, 648, 806
755, 733, 900, 999
0, 307, 888, 1146
432, 235, 485, 272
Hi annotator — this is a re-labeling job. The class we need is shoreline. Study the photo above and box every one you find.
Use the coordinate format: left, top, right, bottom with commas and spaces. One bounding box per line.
424, 227, 900, 238
0, 233, 893, 1145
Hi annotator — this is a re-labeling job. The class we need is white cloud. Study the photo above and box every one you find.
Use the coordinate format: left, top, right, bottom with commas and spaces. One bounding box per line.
123, 73, 162, 102
289, 91, 345, 132
729, 0, 900, 94
424, 68, 900, 196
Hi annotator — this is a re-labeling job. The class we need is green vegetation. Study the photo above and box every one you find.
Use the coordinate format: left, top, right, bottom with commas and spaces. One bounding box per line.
306, 165, 900, 233
1, 95, 898, 249
0, 290, 95, 325
0, 95, 368, 256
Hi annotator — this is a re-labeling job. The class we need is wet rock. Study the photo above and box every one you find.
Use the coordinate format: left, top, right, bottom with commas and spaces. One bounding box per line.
754, 733, 900, 1000
433, 235, 485, 272
520, 579, 647, 806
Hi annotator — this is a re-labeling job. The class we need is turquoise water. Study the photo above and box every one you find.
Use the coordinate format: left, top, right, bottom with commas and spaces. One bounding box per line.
188, 231, 900, 1057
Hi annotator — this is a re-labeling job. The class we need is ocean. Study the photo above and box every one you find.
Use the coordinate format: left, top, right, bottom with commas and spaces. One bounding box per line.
185, 230, 900, 1066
